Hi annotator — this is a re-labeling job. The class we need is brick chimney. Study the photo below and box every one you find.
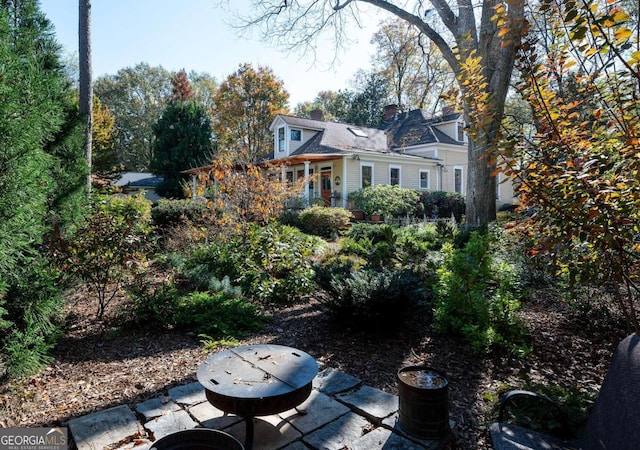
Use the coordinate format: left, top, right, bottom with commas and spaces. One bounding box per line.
442, 104, 455, 116
384, 104, 398, 121
310, 109, 324, 121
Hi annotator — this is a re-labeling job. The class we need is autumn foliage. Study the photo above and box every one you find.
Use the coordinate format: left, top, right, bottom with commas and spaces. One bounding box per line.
501, 0, 640, 331
199, 154, 306, 230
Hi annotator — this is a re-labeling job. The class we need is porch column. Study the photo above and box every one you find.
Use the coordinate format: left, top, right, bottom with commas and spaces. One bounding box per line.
304, 160, 311, 205
191, 174, 197, 199
281, 166, 286, 181
342, 156, 348, 208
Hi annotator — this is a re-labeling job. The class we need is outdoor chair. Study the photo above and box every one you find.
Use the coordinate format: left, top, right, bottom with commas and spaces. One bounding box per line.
489, 332, 640, 450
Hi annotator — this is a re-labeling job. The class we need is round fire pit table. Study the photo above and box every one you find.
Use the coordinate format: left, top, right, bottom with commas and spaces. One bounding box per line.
197, 344, 318, 450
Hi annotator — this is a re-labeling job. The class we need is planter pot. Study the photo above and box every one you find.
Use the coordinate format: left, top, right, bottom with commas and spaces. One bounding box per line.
350, 209, 365, 221
150, 429, 244, 450
370, 214, 382, 222
397, 366, 449, 440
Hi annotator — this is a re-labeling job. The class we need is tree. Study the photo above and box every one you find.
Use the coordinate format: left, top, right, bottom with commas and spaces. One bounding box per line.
294, 90, 351, 121
344, 70, 390, 127
370, 17, 454, 114
91, 96, 119, 174
238, 0, 526, 227
502, 0, 640, 331
212, 63, 289, 163
93, 63, 173, 170
79, 0, 92, 193
150, 70, 213, 197
0, 0, 86, 377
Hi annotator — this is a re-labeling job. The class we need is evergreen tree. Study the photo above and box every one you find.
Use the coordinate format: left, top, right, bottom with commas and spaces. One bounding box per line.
0, 0, 86, 377
150, 71, 212, 198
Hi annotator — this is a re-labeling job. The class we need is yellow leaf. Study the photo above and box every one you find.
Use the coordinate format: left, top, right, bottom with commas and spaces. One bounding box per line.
613, 11, 630, 22
614, 27, 632, 40
498, 27, 510, 37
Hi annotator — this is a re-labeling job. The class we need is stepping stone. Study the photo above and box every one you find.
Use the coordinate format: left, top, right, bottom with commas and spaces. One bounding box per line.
280, 389, 350, 434
68, 404, 144, 450
337, 385, 398, 422
223, 415, 301, 450
136, 397, 181, 420
382, 414, 455, 450
168, 382, 206, 406
349, 426, 426, 449
313, 367, 361, 395
303, 412, 371, 450
188, 401, 243, 429
144, 410, 197, 440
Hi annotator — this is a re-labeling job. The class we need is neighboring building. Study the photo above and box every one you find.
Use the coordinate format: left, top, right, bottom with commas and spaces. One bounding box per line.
113, 172, 164, 204
268, 106, 515, 210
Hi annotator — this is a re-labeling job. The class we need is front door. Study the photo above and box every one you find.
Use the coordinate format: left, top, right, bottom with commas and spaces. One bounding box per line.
320, 171, 332, 206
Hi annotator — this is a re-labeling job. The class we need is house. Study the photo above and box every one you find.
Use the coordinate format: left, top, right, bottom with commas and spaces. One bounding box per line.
268, 105, 515, 210
113, 172, 164, 204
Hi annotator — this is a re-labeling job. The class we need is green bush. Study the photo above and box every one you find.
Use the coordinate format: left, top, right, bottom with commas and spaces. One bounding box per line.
315, 263, 421, 330
433, 232, 527, 353
417, 191, 466, 221
58, 194, 153, 318
297, 206, 353, 239
341, 224, 399, 268
151, 198, 211, 226
183, 222, 318, 303
347, 185, 419, 217
130, 283, 265, 338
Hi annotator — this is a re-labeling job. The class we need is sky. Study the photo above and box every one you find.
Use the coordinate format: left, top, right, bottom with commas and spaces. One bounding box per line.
39, 0, 390, 107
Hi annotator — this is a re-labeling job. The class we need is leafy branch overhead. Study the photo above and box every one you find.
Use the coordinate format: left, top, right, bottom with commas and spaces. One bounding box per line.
502, 0, 640, 331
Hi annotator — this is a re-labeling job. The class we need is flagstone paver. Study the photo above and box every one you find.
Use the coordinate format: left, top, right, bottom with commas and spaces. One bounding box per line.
66, 370, 451, 450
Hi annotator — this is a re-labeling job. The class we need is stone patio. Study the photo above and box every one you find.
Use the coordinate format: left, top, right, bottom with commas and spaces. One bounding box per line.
67, 367, 452, 450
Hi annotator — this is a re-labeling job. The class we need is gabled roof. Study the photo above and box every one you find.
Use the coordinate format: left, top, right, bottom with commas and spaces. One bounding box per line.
270, 114, 325, 132
380, 109, 465, 150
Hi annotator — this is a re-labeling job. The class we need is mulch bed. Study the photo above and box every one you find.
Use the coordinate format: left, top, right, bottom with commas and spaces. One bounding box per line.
0, 285, 629, 449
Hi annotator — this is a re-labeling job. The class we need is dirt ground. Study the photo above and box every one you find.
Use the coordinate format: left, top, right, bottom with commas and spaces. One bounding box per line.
0, 283, 629, 449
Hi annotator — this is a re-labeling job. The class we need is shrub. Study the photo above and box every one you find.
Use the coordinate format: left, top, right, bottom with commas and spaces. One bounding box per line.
130, 283, 265, 338
347, 185, 419, 217
151, 198, 211, 227
417, 191, 466, 221
315, 263, 422, 330
433, 231, 527, 353
58, 194, 153, 318
341, 224, 399, 268
297, 206, 353, 239
183, 222, 318, 303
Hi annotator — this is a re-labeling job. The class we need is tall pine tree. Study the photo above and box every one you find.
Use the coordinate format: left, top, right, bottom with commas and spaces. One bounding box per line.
0, 0, 86, 377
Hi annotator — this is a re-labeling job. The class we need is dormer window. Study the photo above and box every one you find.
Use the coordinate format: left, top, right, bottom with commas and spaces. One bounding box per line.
290, 129, 301, 141
278, 127, 285, 152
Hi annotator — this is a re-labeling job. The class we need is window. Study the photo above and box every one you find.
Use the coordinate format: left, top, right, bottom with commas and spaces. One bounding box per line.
457, 122, 465, 142
454, 166, 463, 193
286, 171, 293, 183
348, 127, 368, 138
290, 129, 301, 141
278, 127, 285, 152
361, 164, 373, 188
389, 166, 400, 186
419, 170, 430, 189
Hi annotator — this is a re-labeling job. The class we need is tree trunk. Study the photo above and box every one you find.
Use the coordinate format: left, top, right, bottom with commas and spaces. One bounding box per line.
79, 0, 92, 194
